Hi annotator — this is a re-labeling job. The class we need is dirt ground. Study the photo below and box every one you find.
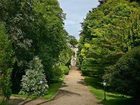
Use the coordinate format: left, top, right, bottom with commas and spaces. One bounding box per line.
10, 67, 101, 105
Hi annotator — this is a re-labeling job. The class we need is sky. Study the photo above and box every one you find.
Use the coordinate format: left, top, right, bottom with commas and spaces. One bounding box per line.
58, 0, 99, 39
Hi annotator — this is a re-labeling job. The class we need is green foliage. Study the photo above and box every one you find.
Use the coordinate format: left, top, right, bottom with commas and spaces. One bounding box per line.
104, 47, 140, 98
44, 81, 62, 100
32, 0, 71, 83
81, 58, 95, 76
78, 0, 140, 81
69, 35, 78, 47
0, 23, 13, 100
59, 47, 72, 66
0, 68, 12, 100
59, 65, 69, 75
51, 64, 70, 83
78, 0, 140, 99
49, 41, 72, 82
0, 0, 71, 93
84, 77, 132, 105
51, 64, 64, 82
20, 57, 48, 96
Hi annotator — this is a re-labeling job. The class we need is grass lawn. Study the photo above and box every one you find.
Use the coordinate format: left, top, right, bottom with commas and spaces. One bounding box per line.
0, 96, 2, 101
12, 81, 63, 100
84, 77, 132, 105
43, 81, 62, 100
0, 81, 63, 105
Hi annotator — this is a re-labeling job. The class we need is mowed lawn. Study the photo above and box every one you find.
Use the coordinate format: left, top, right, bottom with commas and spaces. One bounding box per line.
84, 77, 132, 105
0, 81, 62, 105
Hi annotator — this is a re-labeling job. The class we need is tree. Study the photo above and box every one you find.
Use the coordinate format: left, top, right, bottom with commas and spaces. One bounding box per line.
20, 57, 48, 96
33, 0, 70, 83
104, 46, 140, 98
0, 0, 70, 93
0, 23, 13, 100
0, 0, 40, 92
78, 0, 140, 81
69, 36, 78, 47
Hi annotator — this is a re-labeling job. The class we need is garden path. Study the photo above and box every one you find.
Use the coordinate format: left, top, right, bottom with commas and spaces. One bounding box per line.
14, 67, 100, 105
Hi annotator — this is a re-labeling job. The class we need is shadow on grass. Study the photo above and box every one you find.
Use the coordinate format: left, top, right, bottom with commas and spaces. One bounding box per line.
44, 81, 62, 100
0, 98, 25, 105
99, 98, 133, 105
107, 94, 126, 99
84, 76, 103, 89
9, 98, 44, 105
1, 81, 63, 105
9, 99, 26, 105
84, 77, 133, 105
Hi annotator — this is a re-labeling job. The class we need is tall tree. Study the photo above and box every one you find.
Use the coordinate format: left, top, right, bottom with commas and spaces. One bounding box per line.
78, 0, 140, 81
0, 23, 13, 100
0, 0, 71, 93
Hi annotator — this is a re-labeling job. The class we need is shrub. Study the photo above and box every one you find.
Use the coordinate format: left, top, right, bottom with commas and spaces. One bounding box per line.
20, 57, 48, 96
51, 64, 70, 83
104, 47, 140, 98
59, 65, 69, 75
81, 58, 102, 78
51, 64, 64, 82
81, 58, 94, 76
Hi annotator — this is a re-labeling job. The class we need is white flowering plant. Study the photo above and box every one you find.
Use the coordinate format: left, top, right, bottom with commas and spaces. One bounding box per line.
20, 56, 48, 96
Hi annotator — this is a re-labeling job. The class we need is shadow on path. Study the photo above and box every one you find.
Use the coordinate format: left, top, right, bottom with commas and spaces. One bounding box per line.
8, 67, 100, 105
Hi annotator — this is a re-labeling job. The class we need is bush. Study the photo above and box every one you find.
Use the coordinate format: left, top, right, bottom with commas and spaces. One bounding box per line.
20, 57, 48, 96
81, 58, 94, 76
59, 65, 69, 75
50, 64, 70, 83
51, 64, 64, 83
104, 47, 140, 98
81, 58, 103, 78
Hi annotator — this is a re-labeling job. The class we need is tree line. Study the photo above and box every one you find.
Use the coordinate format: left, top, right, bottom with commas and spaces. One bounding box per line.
0, 0, 73, 100
78, 0, 140, 99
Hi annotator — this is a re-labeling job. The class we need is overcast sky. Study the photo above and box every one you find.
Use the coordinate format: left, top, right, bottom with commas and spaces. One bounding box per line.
58, 0, 99, 39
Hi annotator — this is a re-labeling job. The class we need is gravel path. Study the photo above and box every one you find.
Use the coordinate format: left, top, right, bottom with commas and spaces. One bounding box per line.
15, 67, 100, 105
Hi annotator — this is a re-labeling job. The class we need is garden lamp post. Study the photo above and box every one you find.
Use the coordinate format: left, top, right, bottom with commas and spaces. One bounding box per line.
103, 80, 107, 100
